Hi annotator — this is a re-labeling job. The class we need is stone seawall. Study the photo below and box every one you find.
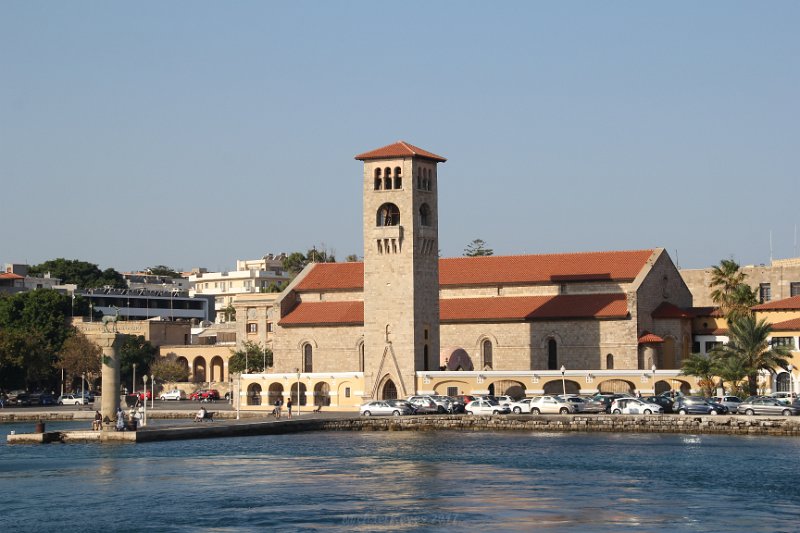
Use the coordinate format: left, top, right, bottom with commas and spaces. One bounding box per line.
321, 414, 800, 437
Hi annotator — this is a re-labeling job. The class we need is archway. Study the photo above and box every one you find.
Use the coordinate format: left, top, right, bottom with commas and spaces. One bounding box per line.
654, 380, 672, 395
268, 383, 284, 406
291, 382, 307, 406
543, 380, 580, 395
176, 356, 189, 372
247, 383, 262, 406
314, 382, 331, 406
597, 379, 635, 394
210, 356, 224, 382
441, 347, 474, 371
777, 372, 791, 392
490, 380, 526, 399
381, 379, 398, 400
192, 357, 206, 383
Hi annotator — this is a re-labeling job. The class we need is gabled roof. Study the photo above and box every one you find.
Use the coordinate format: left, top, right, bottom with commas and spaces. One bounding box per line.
279, 293, 629, 326
0, 273, 24, 280
769, 317, 800, 331
651, 302, 692, 319
753, 295, 800, 311
354, 141, 447, 162
638, 332, 664, 343
293, 249, 656, 292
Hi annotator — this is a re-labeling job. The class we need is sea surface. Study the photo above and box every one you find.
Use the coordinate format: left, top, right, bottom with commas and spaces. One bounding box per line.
1, 421, 799, 532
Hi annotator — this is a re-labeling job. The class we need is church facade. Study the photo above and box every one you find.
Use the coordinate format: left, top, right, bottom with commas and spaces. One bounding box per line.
238, 142, 700, 410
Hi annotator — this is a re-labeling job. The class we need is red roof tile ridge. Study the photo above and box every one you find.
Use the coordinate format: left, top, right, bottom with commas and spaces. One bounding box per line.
442, 248, 656, 261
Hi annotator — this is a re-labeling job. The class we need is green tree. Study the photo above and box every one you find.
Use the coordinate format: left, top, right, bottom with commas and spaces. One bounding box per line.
464, 239, 494, 257
229, 341, 273, 373
221, 305, 236, 322
714, 315, 791, 396
711, 350, 749, 397
58, 331, 102, 389
345, 254, 360, 262
119, 335, 158, 391
708, 259, 756, 320
146, 265, 182, 278
150, 354, 190, 382
27, 258, 126, 289
0, 329, 52, 389
282, 252, 308, 276
679, 353, 716, 397
265, 281, 286, 293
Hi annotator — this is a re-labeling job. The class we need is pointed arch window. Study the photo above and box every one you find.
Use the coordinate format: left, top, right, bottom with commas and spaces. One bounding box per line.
482, 339, 493, 370
547, 339, 558, 370
419, 203, 431, 226
358, 341, 365, 372
303, 343, 313, 373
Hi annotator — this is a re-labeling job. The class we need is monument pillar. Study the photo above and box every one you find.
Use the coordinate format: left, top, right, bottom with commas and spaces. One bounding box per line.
98, 333, 123, 424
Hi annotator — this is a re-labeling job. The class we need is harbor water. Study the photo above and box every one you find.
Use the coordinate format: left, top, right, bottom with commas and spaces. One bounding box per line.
2, 421, 799, 532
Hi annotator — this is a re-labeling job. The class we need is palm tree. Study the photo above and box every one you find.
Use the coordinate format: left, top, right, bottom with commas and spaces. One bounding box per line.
714, 314, 791, 396
711, 349, 749, 397
708, 259, 755, 319
680, 353, 716, 397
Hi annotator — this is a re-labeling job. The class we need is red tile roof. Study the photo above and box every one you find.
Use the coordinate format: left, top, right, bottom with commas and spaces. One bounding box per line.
638, 332, 664, 343
694, 328, 729, 336
354, 141, 447, 162
687, 306, 724, 318
769, 318, 800, 331
280, 293, 629, 326
753, 295, 800, 311
279, 301, 364, 326
0, 272, 24, 280
294, 249, 656, 292
651, 302, 693, 319
440, 294, 629, 322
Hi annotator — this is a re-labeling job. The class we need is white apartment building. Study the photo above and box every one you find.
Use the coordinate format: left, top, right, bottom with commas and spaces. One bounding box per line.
188, 254, 291, 322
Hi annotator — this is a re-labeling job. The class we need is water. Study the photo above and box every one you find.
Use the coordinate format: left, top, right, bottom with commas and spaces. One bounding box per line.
2, 422, 799, 532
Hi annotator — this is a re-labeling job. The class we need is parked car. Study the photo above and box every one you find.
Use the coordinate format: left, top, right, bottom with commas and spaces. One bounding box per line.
610, 397, 664, 415
768, 392, 798, 405
590, 393, 630, 413
37, 393, 56, 406
405, 396, 439, 414
737, 397, 800, 416
508, 398, 533, 414
557, 395, 591, 413
494, 395, 515, 407
673, 396, 723, 415
407, 395, 450, 413
190, 389, 220, 401
57, 394, 86, 406
642, 395, 674, 413
385, 399, 417, 414
160, 389, 186, 401
528, 395, 576, 415
465, 399, 510, 415
712, 396, 743, 413
6, 391, 31, 406
132, 390, 152, 401
578, 396, 608, 414
360, 400, 412, 417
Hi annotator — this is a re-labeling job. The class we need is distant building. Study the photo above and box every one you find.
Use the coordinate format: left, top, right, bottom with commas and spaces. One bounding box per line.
75, 287, 214, 323
680, 257, 800, 306
0, 263, 63, 294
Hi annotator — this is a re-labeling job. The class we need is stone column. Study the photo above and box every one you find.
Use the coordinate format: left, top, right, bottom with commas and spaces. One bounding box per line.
98, 333, 123, 425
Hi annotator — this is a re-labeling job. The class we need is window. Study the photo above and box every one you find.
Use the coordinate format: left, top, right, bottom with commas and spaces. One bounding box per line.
266, 322, 273, 332
447, 386, 458, 397
423, 344, 430, 371
303, 343, 313, 373
394, 167, 402, 189
482, 339, 493, 370
374, 168, 382, 190
606, 354, 614, 370
419, 203, 431, 226
760, 283, 771, 303
376, 203, 400, 226
345, 387, 351, 398
547, 339, 557, 370
772, 337, 796, 349
247, 323, 257, 333
705, 341, 722, 353
359, 342, 364, 372
791, 282, 800, 297
692, 341, 701, 353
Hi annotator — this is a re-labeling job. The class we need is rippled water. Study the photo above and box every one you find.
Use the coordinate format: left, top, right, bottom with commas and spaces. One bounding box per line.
2, 422, 799, 532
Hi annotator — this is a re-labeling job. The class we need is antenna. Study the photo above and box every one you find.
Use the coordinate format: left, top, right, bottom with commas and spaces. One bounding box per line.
795, 224, 797, 257
675, 249, 679, 269
769, 230, 773, 264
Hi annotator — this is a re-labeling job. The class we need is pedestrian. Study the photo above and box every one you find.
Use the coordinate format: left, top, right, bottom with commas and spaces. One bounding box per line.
286, 397, 293, 419
274, 397, 282, 419
93, 410, 102, 431
115, 407, 125, 431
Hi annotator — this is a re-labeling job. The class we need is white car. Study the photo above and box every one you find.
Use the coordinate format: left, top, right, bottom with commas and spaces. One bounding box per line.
494, 395, 515, 406
508, 398, 533, 414
360, 401, 412, 417
160, 389, 186, 401
528, 395, 576, 415
610, 398, 664, 415
57, 394, 86, 406
465, 399, 510, 415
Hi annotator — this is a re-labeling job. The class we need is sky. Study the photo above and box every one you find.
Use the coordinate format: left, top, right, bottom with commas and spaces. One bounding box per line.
1, 2, 798, 274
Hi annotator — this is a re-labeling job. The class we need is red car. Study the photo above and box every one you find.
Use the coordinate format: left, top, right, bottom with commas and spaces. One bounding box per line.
133, 390, 152, 401
190, 389, 220, 401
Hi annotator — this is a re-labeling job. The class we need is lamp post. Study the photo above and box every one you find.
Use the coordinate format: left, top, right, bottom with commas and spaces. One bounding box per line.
787, 364, 794, 400
150, 374, 155, 409
651, 364, 657, 395
296, 368, 301, 417
142, 375, 148, 426
560, 365, 566, 396
132, 363, 137, 396
82, 372, 86, 406
236, 372, 241, 420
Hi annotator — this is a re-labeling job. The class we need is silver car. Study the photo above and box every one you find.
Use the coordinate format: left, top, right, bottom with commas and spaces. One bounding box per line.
360, 401, 412, 417
528, 395, 576, 415
737, 397, 800, 416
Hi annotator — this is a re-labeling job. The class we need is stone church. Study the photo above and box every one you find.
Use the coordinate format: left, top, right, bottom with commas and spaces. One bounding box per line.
239, 142, 698, 410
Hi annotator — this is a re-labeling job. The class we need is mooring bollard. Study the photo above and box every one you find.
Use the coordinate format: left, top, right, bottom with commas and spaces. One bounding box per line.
35, 421, 45, 433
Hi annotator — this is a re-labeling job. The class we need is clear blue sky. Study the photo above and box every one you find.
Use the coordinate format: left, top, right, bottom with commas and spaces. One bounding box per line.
2, 2, 798, 273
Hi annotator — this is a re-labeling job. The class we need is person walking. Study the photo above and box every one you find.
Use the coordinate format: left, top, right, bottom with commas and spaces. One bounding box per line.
274, 397, 282, 419
286, 397, 293, 419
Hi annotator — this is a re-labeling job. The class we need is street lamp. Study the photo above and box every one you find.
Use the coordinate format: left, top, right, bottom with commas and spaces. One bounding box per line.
142, 375, 148, 426
82, 372, 86, 406
560, 365, 566, 396
132, 363, 137, 396
296, 367, 301, 417
652, 364, 657, 395
150, 374, 155, 409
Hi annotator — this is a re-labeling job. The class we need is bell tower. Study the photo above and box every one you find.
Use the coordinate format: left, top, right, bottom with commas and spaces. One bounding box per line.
355, 141, 446, 400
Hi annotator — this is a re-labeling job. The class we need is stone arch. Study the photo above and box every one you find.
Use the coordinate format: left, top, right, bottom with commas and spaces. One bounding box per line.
378, 375, 398, 400
543, 379, 580, 395
490, 379, 526, 399
606, 353, 614, 370
337, 380, 354, 404
597, 379, 635, 394
291, 382, 308, 406
357, 339, 365, 372
268, 382, 284, 405
440, 346, 474, 371
210, 356, 224, 382
176, 356, 189, 374
313, 381, 331, 406
433, 380, 470, 396
376, 203, 400, 226
777, 371, 791, 392
247, 383, 262, 406
654, 380, 672, 395
192, 356, 206, 383
419, 203, 431, 226
302, 343, 313, 373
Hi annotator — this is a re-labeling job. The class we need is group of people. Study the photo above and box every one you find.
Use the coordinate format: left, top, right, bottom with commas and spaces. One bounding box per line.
273, 397, 293, 419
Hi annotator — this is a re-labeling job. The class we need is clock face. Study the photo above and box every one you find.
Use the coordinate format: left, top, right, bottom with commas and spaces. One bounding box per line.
247, 308, 257, 320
